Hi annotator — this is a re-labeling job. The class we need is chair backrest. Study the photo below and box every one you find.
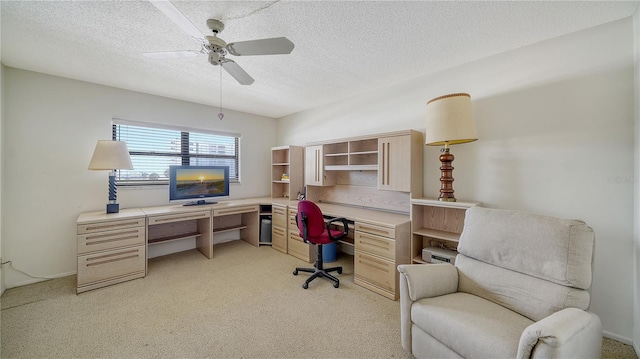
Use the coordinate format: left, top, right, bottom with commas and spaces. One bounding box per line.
455, 206, 595, 321
297, 200, 326, 243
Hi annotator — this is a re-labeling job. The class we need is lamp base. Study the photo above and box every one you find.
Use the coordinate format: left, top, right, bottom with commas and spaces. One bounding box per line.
438, 147, 457, 202
106, 203, 120, 214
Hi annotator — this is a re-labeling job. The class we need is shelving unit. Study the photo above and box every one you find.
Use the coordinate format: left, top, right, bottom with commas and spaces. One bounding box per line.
271, 145, 304, 199
323, 138, 379, 171
410, 198, 479, 264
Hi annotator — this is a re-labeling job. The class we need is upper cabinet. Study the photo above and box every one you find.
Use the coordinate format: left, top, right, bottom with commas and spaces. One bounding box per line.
272, 145, 304, 199
378, 133, 423, 195
305, 145, 336, 186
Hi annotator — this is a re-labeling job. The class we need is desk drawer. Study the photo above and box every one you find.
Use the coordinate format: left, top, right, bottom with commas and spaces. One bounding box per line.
77, 217, 145, 235
147, 211, 210, 226
354, 251, 395, 293
355, 232, 395, 260
214, 205, 258, 217
77, 245, 146, 286
272, 205, 287, 228
272, 225, 287, 253
288, 213, 298, 229
355, 222, 395, 238
77, 226, 145, 255
288, 231, 314, 263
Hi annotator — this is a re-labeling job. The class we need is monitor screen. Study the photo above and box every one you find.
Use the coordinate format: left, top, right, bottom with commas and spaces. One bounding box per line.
169, 165, 229, 205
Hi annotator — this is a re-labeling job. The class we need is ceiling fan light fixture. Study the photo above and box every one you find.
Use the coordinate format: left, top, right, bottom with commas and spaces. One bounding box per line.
208, 52, 220, 65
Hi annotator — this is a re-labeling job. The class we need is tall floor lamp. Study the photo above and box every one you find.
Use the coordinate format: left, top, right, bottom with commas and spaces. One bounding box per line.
88, 140, 133, 213
425, 93, 478, 202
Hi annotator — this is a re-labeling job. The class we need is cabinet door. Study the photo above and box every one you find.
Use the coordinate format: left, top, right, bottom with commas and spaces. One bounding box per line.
305, 145, 335, 186
378, 135, 411, 192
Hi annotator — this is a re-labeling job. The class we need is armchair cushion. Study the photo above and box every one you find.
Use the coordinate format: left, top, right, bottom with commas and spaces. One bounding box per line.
412, 292, 534, 359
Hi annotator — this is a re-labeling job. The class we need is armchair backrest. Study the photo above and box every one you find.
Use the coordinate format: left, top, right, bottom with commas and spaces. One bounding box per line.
456, 206, 595, 321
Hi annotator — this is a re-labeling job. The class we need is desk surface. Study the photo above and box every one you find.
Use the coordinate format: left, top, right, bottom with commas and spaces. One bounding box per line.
78, 197, 409, 228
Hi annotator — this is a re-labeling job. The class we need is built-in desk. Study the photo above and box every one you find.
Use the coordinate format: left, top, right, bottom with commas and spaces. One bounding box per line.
77, 197, 410, 299
270, 199, 411, 300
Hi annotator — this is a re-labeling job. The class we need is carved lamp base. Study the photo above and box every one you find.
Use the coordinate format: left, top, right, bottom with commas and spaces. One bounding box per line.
438, 147, 456, 202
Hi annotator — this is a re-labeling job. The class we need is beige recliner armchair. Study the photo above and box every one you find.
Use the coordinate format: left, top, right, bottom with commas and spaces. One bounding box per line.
398, 206, 602, 359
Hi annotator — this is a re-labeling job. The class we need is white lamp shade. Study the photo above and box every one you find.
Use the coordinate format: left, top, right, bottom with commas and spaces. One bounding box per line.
88, 140, 134, 170
425, 93, 478, 146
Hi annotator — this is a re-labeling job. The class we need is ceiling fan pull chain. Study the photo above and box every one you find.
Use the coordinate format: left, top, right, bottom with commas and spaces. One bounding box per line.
218, 65, 224, 120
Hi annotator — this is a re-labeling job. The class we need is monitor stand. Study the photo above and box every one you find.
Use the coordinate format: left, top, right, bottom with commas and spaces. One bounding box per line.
183, 200, 218, 206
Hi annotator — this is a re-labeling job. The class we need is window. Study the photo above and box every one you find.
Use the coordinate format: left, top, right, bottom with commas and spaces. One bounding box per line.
112, 119, 240, 185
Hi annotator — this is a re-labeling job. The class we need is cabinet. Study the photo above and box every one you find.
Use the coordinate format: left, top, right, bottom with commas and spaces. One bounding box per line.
410, 198, 478, 264
271, 203, 288, 253
353, 220, 410, 300
378, 136, 410, 191
286, 207, 316, 262
76, 209, 147, 293
272, 145, 304, 199
305, 145, 335, 186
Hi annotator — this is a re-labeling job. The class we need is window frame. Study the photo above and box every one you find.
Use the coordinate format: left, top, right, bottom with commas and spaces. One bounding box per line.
112, 119, 241, 186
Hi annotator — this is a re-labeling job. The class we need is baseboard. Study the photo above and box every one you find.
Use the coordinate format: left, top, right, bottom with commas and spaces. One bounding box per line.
603, 330, 634, 345
6, 271, 75, 289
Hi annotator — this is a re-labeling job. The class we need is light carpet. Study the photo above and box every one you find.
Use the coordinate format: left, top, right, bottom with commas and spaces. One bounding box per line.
1, 240, 637, 358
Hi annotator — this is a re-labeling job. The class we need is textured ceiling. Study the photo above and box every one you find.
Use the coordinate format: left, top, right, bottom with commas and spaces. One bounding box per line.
1, 1, 638, 118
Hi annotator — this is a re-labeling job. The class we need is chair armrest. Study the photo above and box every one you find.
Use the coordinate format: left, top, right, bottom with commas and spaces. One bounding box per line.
397, 263, 458, 301
326, 217, 349, 241
516, 308, 602, 359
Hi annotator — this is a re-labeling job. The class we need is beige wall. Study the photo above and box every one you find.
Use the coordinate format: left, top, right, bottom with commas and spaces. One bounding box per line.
2, 68, 276, 288
278, 18, 636, 342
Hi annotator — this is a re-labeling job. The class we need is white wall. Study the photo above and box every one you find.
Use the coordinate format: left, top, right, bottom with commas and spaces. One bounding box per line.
634, 4, 640, 354
278, 18, 636, 342
2, 68, 276, 288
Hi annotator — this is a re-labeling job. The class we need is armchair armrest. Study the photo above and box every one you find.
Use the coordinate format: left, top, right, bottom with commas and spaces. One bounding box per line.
516, 308, 602, 359
397, 263, 459, 354
397, 263, 459, 301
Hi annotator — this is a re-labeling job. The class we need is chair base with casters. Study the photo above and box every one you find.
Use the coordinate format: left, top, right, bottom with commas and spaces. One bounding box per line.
293, 200, 349, 289
293, 244, 343, 288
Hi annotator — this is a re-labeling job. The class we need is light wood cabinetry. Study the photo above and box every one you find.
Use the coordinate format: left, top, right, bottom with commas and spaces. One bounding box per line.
146, 208, 213, 258
353, 220, 410, 300
304, 130, 423, 213
378, 134, 421, 192
305, 145, 336, 186
213, 205, 260, 247
286, 207, 316, 262
272, 145, 304, 199
76, 209, 147, 293
271, 203, 288, 253
410, 198, 479, 264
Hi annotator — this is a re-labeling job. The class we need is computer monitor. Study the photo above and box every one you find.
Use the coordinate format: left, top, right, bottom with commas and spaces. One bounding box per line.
169, 165, 229, 205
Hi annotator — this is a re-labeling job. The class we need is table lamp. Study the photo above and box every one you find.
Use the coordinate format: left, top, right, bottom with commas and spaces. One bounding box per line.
425, 93, 478, 202
88, 140, 134, 213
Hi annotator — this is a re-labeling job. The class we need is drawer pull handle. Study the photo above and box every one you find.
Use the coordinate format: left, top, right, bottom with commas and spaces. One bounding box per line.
86, 231, 140, 245
359, 256, 390, 272
85, 221, 141, 232
153, 213, 206, 223
358, 226, 389, 236
85, 250, 140, 267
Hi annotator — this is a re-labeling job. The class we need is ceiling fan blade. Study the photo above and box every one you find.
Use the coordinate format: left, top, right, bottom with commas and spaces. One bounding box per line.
220, 59, 255, 85
149, 0, 206, 44
226, 37, 294, 56
143, 50, 202, 59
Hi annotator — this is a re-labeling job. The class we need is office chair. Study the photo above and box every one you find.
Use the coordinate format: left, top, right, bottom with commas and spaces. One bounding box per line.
293, 200, 349, 289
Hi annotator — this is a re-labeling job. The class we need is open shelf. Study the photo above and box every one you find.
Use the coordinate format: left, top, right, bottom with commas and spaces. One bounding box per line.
213, 224, 248, 234
148, 232, 201, 245
412, 228, 461, 242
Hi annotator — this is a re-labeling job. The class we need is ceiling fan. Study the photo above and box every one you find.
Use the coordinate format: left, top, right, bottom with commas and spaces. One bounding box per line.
144, 0, 294, 85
